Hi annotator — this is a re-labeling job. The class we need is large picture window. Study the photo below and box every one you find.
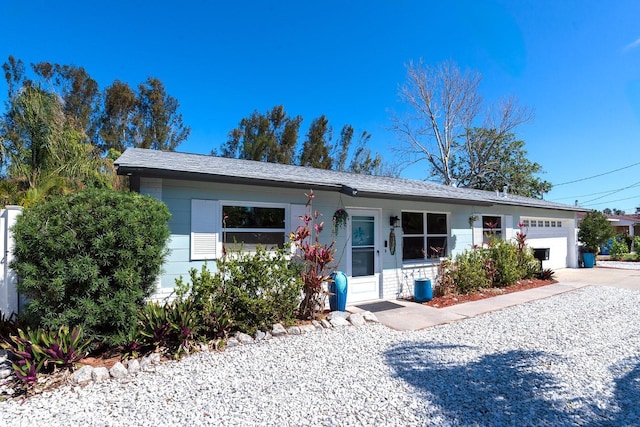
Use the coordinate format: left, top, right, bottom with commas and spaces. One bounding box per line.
401, 212, 448, 261
222, 205, 286, 248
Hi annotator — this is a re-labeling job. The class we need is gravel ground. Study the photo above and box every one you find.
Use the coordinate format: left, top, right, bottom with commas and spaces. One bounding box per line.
598, 260, 640, 270
2, 285, 639, 426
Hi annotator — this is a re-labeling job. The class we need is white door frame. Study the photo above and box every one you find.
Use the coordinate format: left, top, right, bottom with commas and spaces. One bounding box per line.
345, 208, 382, 302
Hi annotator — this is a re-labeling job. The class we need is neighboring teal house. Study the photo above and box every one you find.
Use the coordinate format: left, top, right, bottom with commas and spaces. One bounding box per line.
115, 148, 585, 303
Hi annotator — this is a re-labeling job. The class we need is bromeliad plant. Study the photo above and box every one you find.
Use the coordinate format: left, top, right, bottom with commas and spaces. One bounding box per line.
290, 190, 337, 320
36, 325, 91, 369
166, 299, 198, 358
174, 264, 231, 343
1, 325, 91, 388
1, 328, 45, 385
138, 302, 171, 351
136, 300, 198, 358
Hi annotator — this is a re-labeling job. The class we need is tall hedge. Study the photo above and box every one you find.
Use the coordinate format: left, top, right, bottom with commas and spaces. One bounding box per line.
11, 189, 171, 345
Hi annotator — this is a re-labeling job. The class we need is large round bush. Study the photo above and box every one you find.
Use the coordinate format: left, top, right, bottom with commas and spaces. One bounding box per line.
578, 211, 613, 253
11, 189, 171, 345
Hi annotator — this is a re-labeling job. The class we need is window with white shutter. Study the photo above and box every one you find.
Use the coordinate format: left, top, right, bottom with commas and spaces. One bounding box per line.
190, 199, 221, 260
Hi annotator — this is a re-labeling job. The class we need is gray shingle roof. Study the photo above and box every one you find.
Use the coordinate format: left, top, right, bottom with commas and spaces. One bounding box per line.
115, 148, 585, 212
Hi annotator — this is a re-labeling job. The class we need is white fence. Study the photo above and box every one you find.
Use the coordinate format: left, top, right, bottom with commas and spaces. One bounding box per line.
0, 206, 22, 316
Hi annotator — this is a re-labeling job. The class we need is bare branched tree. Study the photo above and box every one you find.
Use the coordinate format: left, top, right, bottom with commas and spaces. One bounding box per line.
391, 59, 534, 187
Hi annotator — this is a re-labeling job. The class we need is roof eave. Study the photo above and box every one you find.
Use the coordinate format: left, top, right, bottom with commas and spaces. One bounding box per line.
116, 164, 585, 212
116, 165, 343, 192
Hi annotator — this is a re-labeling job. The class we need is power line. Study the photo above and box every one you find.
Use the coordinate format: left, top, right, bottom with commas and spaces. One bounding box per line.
550, 182, 640, 202
554, 161, 640, 186
582, 195, 640, 207
580, 180, 640, 205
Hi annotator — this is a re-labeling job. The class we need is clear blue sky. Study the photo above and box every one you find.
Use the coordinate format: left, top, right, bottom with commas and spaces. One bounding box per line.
2, 0, 639, 212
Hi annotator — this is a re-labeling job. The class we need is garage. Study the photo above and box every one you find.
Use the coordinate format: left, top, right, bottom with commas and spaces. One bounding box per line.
522, 217, 574, 270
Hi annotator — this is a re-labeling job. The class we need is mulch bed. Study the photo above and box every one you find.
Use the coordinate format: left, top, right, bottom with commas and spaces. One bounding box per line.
423, 278, 557, 308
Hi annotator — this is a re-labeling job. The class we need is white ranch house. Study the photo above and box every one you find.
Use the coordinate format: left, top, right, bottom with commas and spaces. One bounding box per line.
112, 148, 585, 304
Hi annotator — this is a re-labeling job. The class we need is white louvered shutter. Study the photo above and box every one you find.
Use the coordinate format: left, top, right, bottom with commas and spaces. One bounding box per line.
472, 215, 483, 246
504, 215, 514, 241
190, 199, 221, 260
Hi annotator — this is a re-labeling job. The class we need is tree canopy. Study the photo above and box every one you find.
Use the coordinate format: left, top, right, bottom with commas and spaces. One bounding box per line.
392, 59, 549, 197
220, 105, 396, 176
602, 208, 625, 215
0, 55, 190, 205
219, 105, 301, 164
452, 128, 551, 198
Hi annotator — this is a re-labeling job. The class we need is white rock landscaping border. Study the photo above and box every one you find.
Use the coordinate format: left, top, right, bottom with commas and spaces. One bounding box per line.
60, 310, 378, 386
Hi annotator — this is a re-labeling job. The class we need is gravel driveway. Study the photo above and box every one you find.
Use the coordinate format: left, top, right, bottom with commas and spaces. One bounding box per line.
2, 284, 639, 426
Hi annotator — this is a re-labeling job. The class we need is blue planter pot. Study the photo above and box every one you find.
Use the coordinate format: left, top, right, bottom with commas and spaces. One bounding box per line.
329, 271, 348, 311
583, 252, 596, 268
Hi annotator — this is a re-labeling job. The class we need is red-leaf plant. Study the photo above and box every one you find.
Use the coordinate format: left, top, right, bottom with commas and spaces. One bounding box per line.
515, 222, 528, 259
290, 190, 337, 320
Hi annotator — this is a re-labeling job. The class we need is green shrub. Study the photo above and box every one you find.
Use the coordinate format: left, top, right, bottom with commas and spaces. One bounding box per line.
489, 240, 522, 287
222, 245, 303, 334
578, 211, 614, 253
175, 263, 231, 342
449, 249, 491, 293
634, 236, 640, 253
610, 237, 630, 260
520, 249, 541, 279
11, 189, 171, 346
176, 244, 303, 337
0, 311, 19, 342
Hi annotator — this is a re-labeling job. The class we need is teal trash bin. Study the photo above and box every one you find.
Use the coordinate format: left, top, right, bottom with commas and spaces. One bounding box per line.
582, 252, 596, 268
414, 278, 432, 302
329, 271, 348, 311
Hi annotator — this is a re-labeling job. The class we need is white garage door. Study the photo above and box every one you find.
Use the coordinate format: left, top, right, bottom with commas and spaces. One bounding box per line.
526, 226, 569, 270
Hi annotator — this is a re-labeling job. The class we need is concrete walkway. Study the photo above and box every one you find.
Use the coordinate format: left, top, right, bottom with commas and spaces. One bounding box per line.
347, 267, 640, 331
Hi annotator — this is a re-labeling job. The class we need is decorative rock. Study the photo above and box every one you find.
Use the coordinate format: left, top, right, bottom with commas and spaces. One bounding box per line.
72, 365, 94, 384
263, 331, 273, 340
254, 330, 267, 341
226, 338, 240, 347
362, 311, 379, 323
199, 343, 210, 352
287, 326, 301, 335
0, 369, 11, 380
91, 367, 110, 382
300, 324, 317, 333
347, 313, 366, 327
326, 311, 350, 321
272, 323, 287, 337
311, 320, 323, 329
235, 332, 254, 344
127, 359, 140, 375
321, 319, 332, 329
0, 352, 10, 379
149, 353, 161, 364
329, 316, 351, 327
139, 356, 154, 371
109, 362, 128, 379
